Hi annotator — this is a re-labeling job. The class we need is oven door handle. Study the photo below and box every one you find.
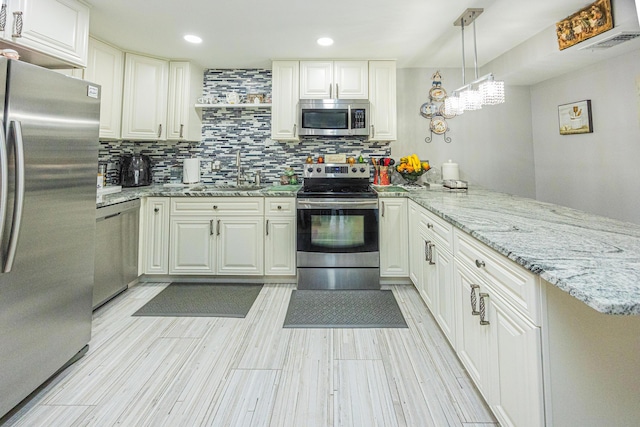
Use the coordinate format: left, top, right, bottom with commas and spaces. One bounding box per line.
297, 200, 378, 210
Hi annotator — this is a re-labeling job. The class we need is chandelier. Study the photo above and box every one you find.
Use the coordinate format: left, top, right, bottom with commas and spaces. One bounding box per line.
444, 8, 505, 116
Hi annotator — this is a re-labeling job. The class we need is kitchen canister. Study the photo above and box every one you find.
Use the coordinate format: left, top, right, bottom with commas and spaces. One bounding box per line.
441, 159, 460, 181
183, 158, 201, 184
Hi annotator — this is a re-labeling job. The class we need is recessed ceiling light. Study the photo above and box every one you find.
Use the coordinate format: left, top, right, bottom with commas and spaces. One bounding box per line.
184, 34, 202, 44
317, 37, 334, 47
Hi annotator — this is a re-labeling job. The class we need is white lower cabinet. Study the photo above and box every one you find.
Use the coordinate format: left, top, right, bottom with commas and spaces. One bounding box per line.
409, 200, 544, 426
169, 217, 215, 274
264, 198, 296, 276
454, 229, 544, 427
143, 197, 170, 274
217, 217, 263, 275
379, 198, 408, 277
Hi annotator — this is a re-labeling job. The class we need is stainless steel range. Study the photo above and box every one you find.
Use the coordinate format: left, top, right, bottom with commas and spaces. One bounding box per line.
296, 163, 379, 290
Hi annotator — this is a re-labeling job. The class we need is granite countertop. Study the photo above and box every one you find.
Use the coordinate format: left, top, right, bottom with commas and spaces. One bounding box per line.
96, 184, 301, 208
402, 187, 640, 316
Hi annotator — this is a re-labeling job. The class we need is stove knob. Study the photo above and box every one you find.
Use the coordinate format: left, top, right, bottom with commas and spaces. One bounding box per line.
360, 167, 366, 173
351, 167, 357, 173
307, 167, 313, 173
316, 167, 322, 173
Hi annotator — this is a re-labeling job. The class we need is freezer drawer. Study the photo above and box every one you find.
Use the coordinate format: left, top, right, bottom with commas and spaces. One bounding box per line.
94, 199, 140, 309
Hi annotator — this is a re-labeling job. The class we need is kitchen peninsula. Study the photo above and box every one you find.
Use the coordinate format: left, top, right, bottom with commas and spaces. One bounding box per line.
102, 184, 640, 426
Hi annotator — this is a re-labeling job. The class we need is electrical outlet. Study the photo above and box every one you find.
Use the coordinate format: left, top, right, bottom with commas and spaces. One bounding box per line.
211, 160, 221, 171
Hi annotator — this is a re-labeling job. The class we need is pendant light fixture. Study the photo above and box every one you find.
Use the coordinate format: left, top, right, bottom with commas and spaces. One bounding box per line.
444, 8, 505, 116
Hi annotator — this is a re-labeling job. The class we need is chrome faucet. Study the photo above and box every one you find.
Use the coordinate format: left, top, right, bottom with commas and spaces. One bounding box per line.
236, 150, 242, 186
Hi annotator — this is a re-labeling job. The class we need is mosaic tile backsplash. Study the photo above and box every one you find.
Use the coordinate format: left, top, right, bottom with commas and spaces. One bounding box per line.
99, 69, 391, 185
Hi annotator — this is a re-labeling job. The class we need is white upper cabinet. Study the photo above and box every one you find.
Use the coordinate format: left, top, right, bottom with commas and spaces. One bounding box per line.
368, 60, 397, 141
300, 60, 368, 99
271, 60, 300, 141
84, 37, 124, 140
1, 0, 90, 67
121, 53, 169, 141
167, 61, 203, 142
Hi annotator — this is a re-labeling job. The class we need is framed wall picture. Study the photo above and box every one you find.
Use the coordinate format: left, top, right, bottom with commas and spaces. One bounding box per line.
556, 0, 613, 50
558, 100, 593, 135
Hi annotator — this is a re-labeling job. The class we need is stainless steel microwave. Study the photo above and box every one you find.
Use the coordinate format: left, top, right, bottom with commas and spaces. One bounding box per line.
298, 99, 370, 137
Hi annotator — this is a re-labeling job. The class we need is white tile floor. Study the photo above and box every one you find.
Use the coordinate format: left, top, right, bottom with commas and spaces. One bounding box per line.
4, 283, 498, 426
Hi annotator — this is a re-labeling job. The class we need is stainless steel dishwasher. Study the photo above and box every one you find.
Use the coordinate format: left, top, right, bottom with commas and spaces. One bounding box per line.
94, 199, 140, 309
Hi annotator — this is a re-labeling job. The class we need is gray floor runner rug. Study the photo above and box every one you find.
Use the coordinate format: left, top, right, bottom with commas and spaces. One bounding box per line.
283, 290, 408, 328
133, 283, 263, 318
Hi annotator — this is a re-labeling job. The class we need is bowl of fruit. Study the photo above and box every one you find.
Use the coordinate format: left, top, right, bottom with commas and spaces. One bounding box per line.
396, 154, 430, 184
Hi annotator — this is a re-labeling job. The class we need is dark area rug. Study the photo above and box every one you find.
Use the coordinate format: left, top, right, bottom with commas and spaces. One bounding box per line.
283, 290, 408, 328
133, 283, 262, 318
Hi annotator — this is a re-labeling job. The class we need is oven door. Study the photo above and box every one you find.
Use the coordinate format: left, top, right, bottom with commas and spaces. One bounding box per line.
296, 198, 379, 268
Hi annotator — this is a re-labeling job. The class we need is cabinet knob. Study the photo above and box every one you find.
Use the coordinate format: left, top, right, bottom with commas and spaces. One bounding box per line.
213, 205, 218, 210
277, 205, 282, 210
427, 223, 434, 229
154, 207, 159, 213
475, 259, 486, 268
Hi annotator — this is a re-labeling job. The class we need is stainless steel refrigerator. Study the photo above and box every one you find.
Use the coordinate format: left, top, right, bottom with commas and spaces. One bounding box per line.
0, 58, 100, 419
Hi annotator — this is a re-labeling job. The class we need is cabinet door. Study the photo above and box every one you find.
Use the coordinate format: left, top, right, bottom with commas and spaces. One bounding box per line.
264, 216, 295, 276
419, 225, 436, 310
271, 60, 300, 141
121, 53, 168, 141
4, 0, 89, 67
368, 61, 397, 141
167, 61, 203, 141
334, 61, 368, 99
379, 198, 408, 277
454, 262, 490, 399
408, 201, 422, 286
85, 37, 123, 140
300, 61, 333, 99
169, 216, 215, 274
434, 247, 455, 345
488, 295, 544, 427
144, 198, 170, 274
217, 217, 264, 275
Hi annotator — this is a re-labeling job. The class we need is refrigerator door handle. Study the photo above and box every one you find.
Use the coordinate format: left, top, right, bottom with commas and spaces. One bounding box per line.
4, 120, 25, 273
0, 121, 8, 260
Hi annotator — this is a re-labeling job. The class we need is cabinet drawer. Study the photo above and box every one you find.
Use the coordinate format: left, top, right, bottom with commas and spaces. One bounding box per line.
266, 198, 296, 216
454, 229, 541, 325
419, 206, 453, 252
171, 197, 264, 216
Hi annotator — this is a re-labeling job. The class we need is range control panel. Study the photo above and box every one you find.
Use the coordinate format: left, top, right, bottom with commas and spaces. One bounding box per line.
303, 163, 370, 179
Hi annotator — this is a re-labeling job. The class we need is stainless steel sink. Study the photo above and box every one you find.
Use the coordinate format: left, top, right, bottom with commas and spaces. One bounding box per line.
185, 185, 264, 192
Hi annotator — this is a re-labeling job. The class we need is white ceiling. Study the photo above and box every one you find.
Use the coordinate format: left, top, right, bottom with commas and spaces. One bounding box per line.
86, 0, 638, 82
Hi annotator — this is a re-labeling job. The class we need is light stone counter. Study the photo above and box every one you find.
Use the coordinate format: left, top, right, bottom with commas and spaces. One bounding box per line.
396, 187, 640, 315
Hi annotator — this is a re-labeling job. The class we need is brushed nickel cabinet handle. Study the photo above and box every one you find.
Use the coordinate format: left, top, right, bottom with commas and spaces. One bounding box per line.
179, 124, 184, 138
12, 10, 22, 38
336, 83, 339, 99
470, 284, 480, 316
329, 84, 332, 99
424, 240, 430, 261
157, 124, 162, 138
428, 243, 435, 265
479, 293, 490, 325
266, 219, 269, 235
293, 124, 297, 137
210, 219, 214, 235
370, 124, 375, 138
475, 259, 486, 268
0, 4, 7, 32
381, 201, 385, 217
216, 219, 220, 236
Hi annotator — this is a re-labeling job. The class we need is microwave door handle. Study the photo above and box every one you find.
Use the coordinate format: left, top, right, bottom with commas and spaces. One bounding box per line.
4, 121, 25, 273
0, 121, 7, 265
348, 105, 352, 134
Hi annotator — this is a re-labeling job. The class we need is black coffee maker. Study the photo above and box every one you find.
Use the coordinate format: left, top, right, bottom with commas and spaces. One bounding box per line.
120, 154, 152, 187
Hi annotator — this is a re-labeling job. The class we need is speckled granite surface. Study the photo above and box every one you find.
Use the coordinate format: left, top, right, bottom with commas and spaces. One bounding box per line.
96, 184, 301, 208
99, 184, 640, 315
403, 188, 640, 316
